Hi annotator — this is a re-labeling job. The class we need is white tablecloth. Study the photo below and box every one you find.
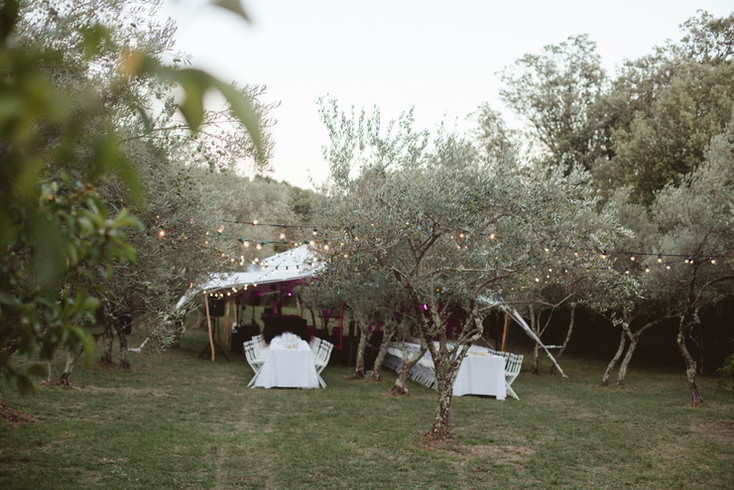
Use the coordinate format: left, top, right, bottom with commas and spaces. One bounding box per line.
252, 339, 320, 389
452, 353, 506, 400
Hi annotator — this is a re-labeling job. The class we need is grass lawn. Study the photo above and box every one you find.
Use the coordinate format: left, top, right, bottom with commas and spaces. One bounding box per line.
1, 327, 733, 489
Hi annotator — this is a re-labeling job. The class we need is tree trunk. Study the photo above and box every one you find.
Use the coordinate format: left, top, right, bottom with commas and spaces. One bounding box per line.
57, 349, 77, 385
530, 341, 540, 375
615, 331, 639, 387
551, 305, 575, 376
426, 358, 459, 441
677, 316, 704, 406
689, 320, 705, 376
117, 324, 130, 370
99, 320, 114, 365
389, 342, 426, 396
171, 316, 185, 349
352, 326, 368, 379
529, 306, 541, 375
602, 329, 627, 387
370, 327, 393, 382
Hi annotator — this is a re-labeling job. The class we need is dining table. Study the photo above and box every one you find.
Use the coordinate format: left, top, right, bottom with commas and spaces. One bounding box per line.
252, 335, 320, 389
452, 351, 506, 400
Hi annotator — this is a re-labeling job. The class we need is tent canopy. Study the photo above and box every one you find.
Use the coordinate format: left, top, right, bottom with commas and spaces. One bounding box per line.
176, 245, 322, 310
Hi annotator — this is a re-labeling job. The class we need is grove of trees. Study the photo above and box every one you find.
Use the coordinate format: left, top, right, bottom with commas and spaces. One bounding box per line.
2, 0, 733, 445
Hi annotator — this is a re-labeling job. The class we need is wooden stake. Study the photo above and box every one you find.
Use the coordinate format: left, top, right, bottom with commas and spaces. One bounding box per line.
204, 293, 215, 361
501, 311, 509, 352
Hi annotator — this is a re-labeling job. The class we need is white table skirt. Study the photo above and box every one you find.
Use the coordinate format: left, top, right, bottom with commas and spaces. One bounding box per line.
452, 353, 506, 400
253, 342, 320, 389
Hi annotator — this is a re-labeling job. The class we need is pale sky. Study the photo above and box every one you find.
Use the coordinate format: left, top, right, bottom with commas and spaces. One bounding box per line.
161, 0, 733, 189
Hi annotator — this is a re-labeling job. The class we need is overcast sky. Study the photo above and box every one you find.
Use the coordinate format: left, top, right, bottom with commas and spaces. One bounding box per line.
161, 0, 733, 189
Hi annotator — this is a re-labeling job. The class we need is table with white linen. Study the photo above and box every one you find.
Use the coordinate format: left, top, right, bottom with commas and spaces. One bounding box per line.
452, 352, 506, 400
252, 337, 320, 389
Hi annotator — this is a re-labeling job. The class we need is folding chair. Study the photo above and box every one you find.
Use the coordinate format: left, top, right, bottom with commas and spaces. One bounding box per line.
244, 340, 266, 387
313, 339, 333, 388
504, 353, 524, 400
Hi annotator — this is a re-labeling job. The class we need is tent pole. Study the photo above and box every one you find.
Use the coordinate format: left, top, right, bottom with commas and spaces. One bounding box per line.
501, 311, 508, 351
204, 293, 215, 361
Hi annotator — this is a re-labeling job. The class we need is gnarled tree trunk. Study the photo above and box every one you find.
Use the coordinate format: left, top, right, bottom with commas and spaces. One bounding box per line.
602, 329, 627, 387
551, 305, 575, 376
677, 315, 704, 406
615, 330, 639, 387
352, 324, 368, 379
426, 354, 461, 441
388, 341, 426, 396
99, 319, 114, 365
98, 318, 130, 370
370, 326, 394, 382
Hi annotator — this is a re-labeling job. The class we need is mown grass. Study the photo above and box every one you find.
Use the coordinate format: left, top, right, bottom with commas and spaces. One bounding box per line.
1, 328, 733, 489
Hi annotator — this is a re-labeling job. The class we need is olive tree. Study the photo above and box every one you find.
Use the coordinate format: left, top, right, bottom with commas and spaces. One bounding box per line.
315, 98, 626, 440
0, 0, 266, 406
644, 112, 734, 406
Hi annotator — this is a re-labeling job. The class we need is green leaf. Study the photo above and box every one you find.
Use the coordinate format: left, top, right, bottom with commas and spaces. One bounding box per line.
175, 69, 208, 132
214, 80, 263, 155
212, 0, 251, 22
68, 326, 97, 365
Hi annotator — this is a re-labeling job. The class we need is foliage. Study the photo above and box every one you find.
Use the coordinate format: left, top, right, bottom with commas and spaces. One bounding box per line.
467, 102, 520, 162
314, 98, 630, 439
499, 34, 608, 172
592, 11, 734, 205
0, 0, 265, 396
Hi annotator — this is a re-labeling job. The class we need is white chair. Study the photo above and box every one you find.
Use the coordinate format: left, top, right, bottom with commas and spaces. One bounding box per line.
312, 339, 333, 388
503, 353, 523, 400
252, 333, 266, 349
309, 336, 322, 351
244, 340, 266, 387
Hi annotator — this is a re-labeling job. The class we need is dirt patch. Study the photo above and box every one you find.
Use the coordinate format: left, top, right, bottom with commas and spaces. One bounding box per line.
691, 420, 734, 445
0, 406, 39, 428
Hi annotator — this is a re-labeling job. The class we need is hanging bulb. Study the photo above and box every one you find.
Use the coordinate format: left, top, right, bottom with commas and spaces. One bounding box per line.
252, 220, 258, 226
601, 250, 607, 260
489, 234, 495, 239
256, 243, 262, 250
666, 263, 671, 270
710, 255, 716, 264
645, 266, 650, 273
630, 254, 635, 261
657, 253, 663, 263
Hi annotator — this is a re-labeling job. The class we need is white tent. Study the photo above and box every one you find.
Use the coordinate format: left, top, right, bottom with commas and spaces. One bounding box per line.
175, 245, 323, 310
